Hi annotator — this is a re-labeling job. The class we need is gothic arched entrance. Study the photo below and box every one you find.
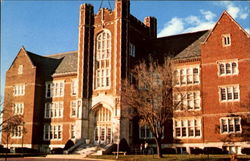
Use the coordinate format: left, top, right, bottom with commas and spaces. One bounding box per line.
94, 106, 112, 144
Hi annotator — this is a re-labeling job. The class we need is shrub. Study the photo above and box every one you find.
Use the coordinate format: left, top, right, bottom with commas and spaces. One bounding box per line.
51, 148, 64, 154
0, 147, 10, 153
190, 148, 203, 154
242, 148, 250, 155
162, 148, 176, 154
64, 140, 74, 150
203, 147, 227, 154
15, 147, 40, 153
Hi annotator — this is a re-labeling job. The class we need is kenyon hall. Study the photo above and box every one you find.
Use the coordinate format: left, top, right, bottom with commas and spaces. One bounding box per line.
2, 0, 250, 155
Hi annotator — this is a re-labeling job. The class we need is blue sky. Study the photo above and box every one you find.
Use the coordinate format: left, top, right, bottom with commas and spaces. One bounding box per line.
1, 0, 250, 97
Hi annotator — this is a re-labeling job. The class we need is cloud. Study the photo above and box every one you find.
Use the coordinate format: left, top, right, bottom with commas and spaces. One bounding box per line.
158, 17, 184, 37
200, 10, 216, 21
158, 10, 216, 37
217, 1, 249, 20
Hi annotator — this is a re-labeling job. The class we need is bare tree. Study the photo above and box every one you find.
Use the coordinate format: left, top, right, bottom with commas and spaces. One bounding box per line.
122, 58, 181, 158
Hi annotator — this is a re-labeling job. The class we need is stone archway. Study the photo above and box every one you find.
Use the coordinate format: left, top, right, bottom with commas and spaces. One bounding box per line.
94, 106, 112, 144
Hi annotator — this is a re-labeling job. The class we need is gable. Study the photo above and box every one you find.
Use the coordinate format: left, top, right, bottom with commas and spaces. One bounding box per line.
7, 47, 35, 73
203, 11, 249, 44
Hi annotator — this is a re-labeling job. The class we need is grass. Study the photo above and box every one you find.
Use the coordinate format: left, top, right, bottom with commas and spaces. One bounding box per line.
89, 154, 250, 161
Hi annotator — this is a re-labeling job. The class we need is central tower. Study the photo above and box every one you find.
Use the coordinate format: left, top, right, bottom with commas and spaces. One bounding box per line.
76, 0, 130, 145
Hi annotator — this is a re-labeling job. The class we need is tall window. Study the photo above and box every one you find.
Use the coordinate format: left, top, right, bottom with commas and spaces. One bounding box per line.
13, 103, 24, 115
129, 43, 136, 57
71, 79, 77, 96
45, 81, 64, 98
70, 101, 77, 117
96, 107, 111, 122
174, 67, 200, 86
43, 124, 62, 140
174, 119, 201, 138
70, 124, 76, 139
139, 126, 153, 139
174, 91, 201, 111
11, 126, 23, 138
220, 117, 241, 133
95, 30, 111, 89
13, 84, 25, 96
222, 34, 231, 47
44, 102, 63, 118
218, 61, 238, 76
219, 85, 239, 102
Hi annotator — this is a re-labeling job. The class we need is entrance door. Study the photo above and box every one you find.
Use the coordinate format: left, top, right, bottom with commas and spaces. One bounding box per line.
94, 107, 112, 144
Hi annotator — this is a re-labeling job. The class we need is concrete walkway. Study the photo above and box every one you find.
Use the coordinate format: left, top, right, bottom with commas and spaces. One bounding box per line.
46, 154, 114, 161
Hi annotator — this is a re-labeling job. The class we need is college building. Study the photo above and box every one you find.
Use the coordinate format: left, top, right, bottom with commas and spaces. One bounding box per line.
2, 0, 250, 154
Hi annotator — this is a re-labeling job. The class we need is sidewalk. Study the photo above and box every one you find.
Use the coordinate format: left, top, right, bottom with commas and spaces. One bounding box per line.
46, 154, 114, 161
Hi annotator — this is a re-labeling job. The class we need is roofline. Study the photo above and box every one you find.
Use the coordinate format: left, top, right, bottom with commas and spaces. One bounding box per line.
45, 50, 78, 57
157, 29, 210, 39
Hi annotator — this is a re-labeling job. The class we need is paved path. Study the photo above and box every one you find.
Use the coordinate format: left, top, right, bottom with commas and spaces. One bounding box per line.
0, 156, 112, 161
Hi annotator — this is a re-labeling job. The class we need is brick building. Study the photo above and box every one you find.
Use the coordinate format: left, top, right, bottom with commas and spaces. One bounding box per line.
2, 0, 249, 154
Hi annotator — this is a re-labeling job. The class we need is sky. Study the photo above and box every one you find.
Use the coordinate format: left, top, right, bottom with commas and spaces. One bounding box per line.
1, 0, 250, 98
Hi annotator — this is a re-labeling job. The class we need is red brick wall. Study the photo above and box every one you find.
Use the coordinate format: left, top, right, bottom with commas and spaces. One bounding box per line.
201, 12, 250, 143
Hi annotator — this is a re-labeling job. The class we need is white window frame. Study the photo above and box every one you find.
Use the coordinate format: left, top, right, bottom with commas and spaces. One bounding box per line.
220, 117, 241, 134
70, 100, 77, 118
174, 91, 201, 111
70, 124, 76, 139
222, 34, 231, 47
13, 103, 24, 115
218, 60, 238, 76
71, 79, 78, 96
11, 126, 23, 138
219, 85, 240, 102
173, 118, 202, 139
94, 30, 111, 90
174, 66, 200, 86
45, 81, 64, 98
43, 124, 63, 141
44, 102, 64, 119
13, 84, 25, 96
18, 65, 23, 75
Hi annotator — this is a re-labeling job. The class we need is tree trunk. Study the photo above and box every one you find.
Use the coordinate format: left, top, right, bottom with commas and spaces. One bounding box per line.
155, 137, 163, 158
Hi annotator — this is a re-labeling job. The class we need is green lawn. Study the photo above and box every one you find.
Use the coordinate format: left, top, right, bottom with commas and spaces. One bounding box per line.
89, 154, 250, 161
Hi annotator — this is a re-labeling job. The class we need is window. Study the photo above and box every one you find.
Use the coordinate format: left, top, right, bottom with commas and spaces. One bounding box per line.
129, 43, 136, 57
96, 107, 111, 122
13, 103, 24, 115
174, 119, 201, 138
70, 124, 76, 139
174, 67, 200, 86
218, 61, 238, 76
44, 102, 63, 118
13, 84, 25, 96
220, 117, 241, 133
95, 30, 111, 89
219, 85, 239, 102
139, 126, 153, 139
43, 124, 62, 140
18, 65, 23, 74
71, 79, 77, 96
11, 126, 23, 138
45, 81, 64, 98
222, 34, 231, 46
174, 91, 201, 111
71, 101, 77, 117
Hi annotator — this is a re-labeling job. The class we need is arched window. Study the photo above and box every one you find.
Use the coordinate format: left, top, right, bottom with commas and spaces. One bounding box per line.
96, 107, 111, 122
95, 30, 111, 89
